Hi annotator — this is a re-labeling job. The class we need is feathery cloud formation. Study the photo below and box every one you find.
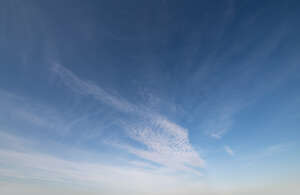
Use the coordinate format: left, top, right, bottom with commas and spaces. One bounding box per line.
51, 63, 204, 173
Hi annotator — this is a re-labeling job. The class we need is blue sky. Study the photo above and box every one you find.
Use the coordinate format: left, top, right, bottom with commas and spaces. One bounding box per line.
0, 0, 300, 194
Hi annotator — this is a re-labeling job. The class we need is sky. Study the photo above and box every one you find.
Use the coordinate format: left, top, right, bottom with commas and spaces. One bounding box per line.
0, 0, 300, 194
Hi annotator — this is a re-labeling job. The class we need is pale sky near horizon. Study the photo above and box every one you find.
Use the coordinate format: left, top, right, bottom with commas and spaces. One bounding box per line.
0, 0, 300, 194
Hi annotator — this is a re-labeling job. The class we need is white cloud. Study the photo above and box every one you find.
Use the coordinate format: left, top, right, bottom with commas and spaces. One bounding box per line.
0, 134, 205, 195
1, 65, 204, 177
0, 88, 117, 139
224, 145, 234, 156
1, 86, 204, 175
125, 116, 204, 172
239, 143, 294, 168
51, 64, 204, 174
203, 104, 237, 139
263, 143, 291, 156
0, 90, 71, 136
52, 63, 135, 113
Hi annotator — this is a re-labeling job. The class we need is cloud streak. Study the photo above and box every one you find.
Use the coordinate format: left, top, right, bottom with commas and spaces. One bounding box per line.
50, 64, 204, 174
52, 63, 135, 113
0, 133, 205, 195
125, 116, 204, 173
224, 145, 235, 156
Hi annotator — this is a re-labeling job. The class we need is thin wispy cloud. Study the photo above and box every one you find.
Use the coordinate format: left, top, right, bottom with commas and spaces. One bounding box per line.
0, 133, 203, 195
186, 17, 296, 140
3, 64, 205, 175
240, 143, 295, 167
51, 64, 204, 173
0, 89, 69, 135
0, 89, 118, 143
224, 145, 235, 156
125, 116, 204, 173
52, 63, 135, 113
262, 143, 293, 157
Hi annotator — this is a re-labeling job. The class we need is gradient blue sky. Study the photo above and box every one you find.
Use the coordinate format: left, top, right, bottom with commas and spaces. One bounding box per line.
0, 0, 300, 194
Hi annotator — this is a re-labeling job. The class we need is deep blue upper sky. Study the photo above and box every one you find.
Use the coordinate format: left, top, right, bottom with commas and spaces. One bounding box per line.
0, 0, 299, 194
